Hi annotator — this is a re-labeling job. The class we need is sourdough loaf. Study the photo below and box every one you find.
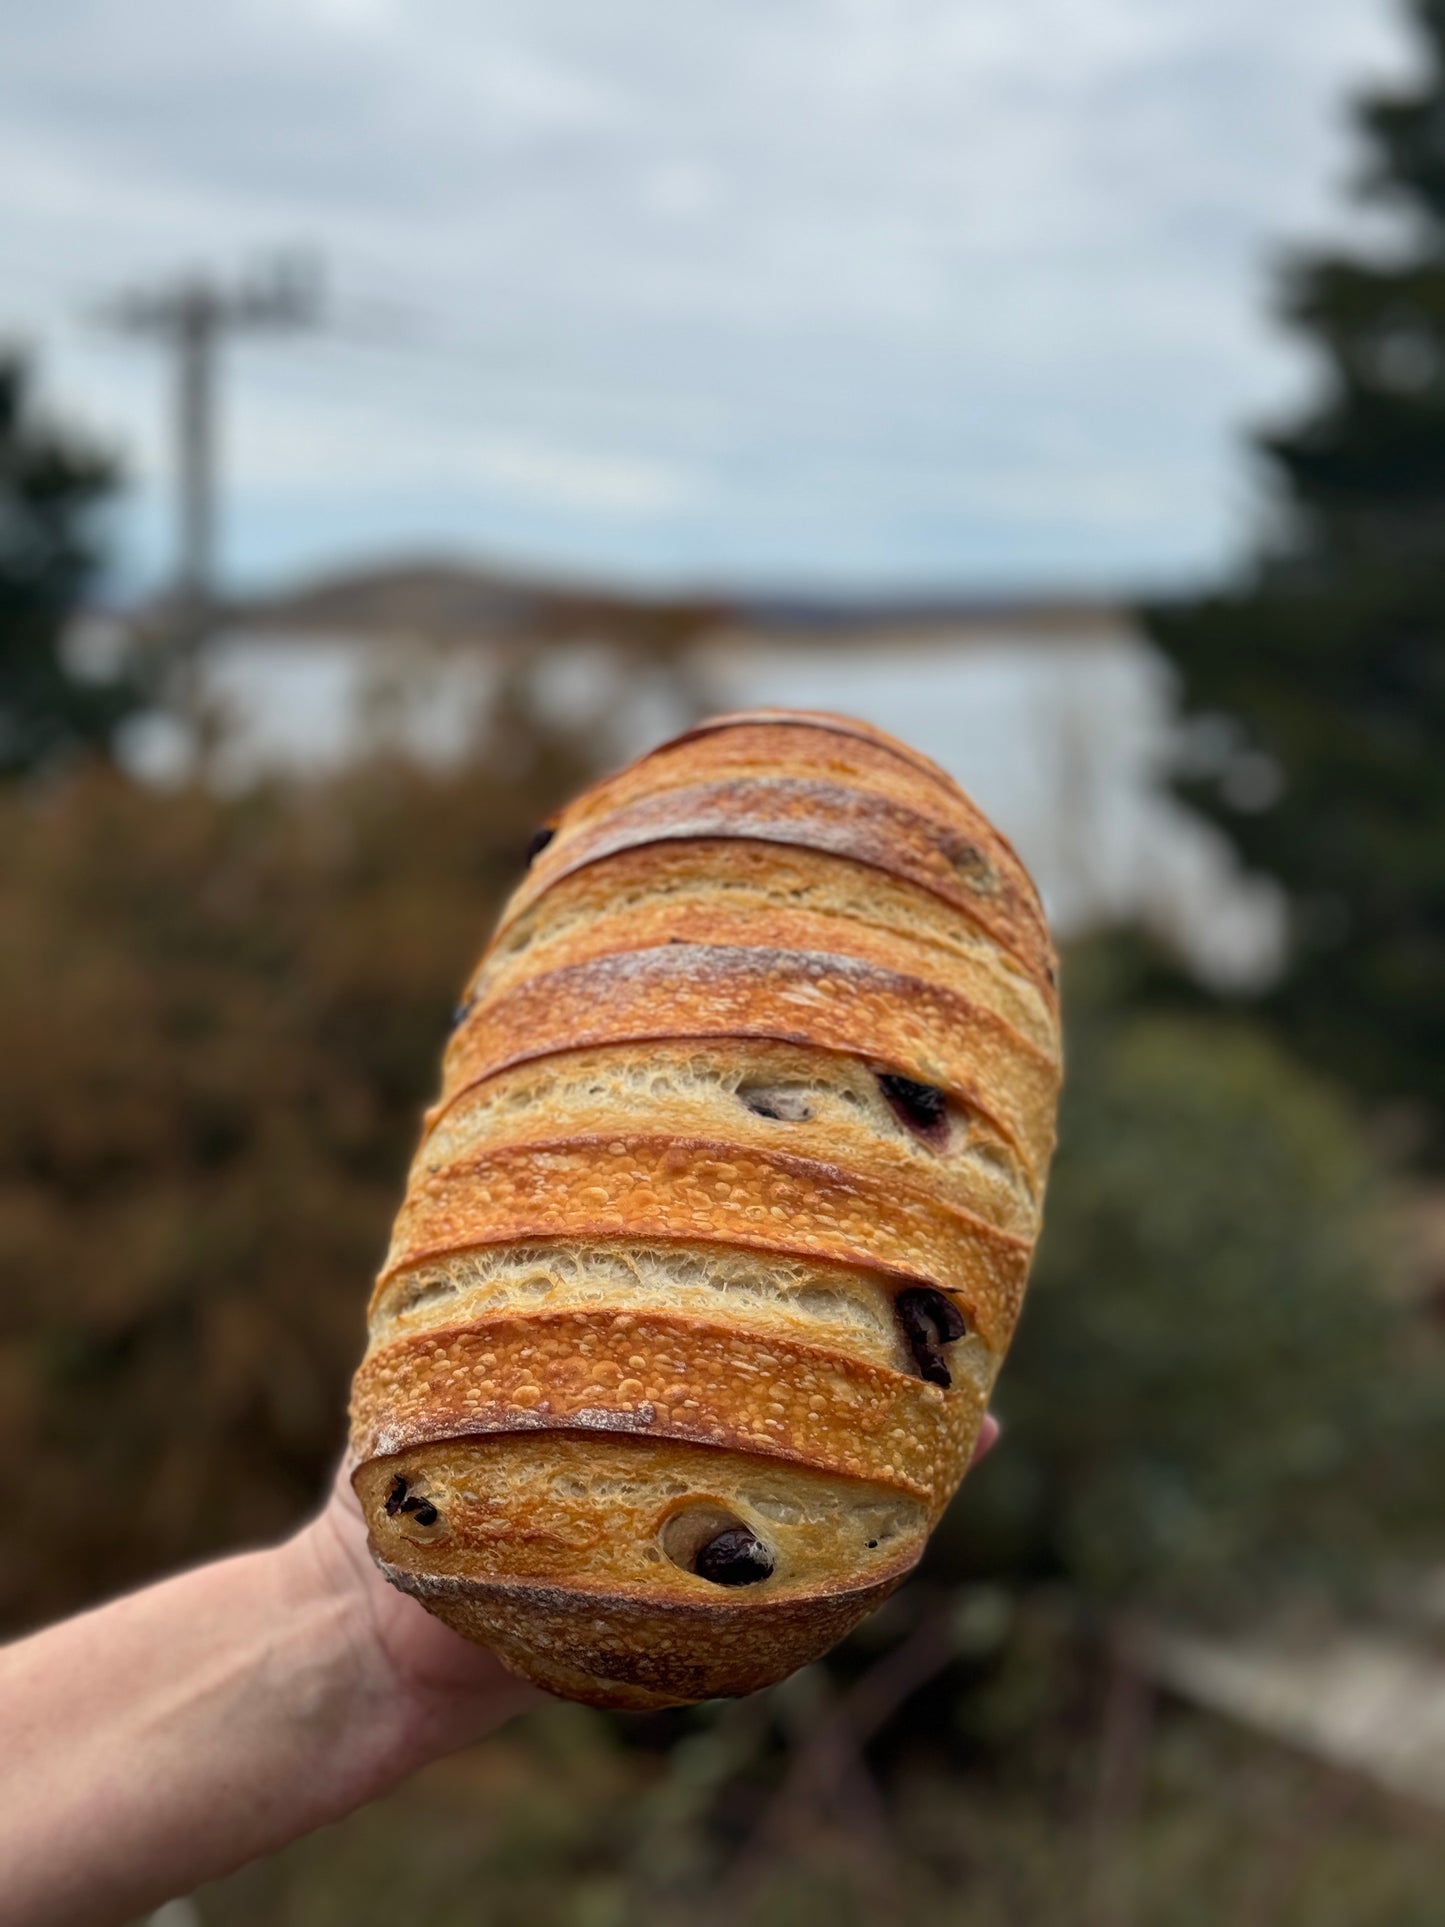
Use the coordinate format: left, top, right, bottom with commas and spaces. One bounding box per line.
350, 710, 1061, 1708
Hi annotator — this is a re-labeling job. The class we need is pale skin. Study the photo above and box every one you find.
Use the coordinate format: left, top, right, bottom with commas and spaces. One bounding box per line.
0, 1417, 998, 1927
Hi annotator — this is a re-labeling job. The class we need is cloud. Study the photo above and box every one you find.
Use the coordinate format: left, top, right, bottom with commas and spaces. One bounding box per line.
0, 0, 1418, 592
228, 385, 693, 513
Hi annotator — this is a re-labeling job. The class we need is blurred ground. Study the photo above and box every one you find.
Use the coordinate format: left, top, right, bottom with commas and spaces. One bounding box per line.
195, 1692, 1444, 1926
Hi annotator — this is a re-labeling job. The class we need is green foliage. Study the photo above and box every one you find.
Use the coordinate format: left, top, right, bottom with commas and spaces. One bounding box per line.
1359, 1, 1445, 221
0, 353, 136, 777
1146, 0, 1445, 1159
935, 955, 1443, 1612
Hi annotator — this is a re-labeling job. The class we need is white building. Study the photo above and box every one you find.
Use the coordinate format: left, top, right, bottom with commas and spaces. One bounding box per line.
117, 563, 1281, 986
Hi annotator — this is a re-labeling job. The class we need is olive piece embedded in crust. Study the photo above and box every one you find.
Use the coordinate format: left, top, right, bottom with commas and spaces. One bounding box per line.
384, 1473, 441, 1527
877, 1073, 949, 1143
693, 1526, 775, 1587
524, 825, 556, 865
895, 1285, 968, 1387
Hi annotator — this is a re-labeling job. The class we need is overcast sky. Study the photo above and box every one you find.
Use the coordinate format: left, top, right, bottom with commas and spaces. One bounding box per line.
0, 0, 1417, 599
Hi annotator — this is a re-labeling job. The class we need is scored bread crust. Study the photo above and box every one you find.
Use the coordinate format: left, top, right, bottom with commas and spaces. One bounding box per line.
378, 1136, 1031, 1351
410, 1041, 1041, 1238
539, 719, 1047, 939
438, 946, 1056, 1177
471, 839, 1057, 1049
508, 775, 1054, 992
656, 708, 972, 789
350, 709, 1061, 1707
351, 1307, 985, 1502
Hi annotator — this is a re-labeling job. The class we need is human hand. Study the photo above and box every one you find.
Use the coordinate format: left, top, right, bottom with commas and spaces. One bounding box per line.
291, 1457, 541, 1785
0, 1460, 540, 1927
0, 1417, 1001, 1927
299, 1410, 998, 1774
971, 1412, 1001, 1467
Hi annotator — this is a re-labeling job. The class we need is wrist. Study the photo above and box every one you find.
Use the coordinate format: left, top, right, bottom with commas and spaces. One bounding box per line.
0, 1532, 418, 1927
270, 1514, 430, 1814
284, 1475, 539, 1793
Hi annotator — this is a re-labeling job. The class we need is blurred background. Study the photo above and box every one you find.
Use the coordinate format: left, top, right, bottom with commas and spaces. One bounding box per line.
3, 1, 1445, 1921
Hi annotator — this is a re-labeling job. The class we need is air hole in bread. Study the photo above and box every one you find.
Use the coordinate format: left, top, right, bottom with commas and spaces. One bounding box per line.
500, 923, 535, 960
660, 1502, 774, 1587
737, 1082, 815, 1122
390, 1275, 459, 1315
789, 1284, 872, 1329
876, 1073, 950, 1147
854, 1505, 908, 1545
894, 1285, 969, 1387
750, 1497, 803, 1525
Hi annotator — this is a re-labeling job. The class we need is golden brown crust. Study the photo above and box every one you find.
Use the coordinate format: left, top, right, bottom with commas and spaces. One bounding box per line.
472, 838, 1059, 1049
415, 1041, 1040, 1239
472, 876, 1057, 1056
567, 724, 984, 843
465, 899, 1054, 1066
442, 946, 1059, 1175
378, 1135, 1031, 1350
350, 1307, 986, 1505
506, 775, 1055, 992
353, 1433, 929, 1595
352, 1390, 946, 1707
564, 723, 1038, 906
374, 1558, 915, 1708
349, 707, 1061, 1706
652, 708, 969, 797
369, 1240, 936, 1376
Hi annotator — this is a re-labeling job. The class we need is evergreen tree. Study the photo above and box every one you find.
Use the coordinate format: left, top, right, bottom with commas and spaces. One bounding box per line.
0, 352, 135, 777
1148, 0, 1445, 1159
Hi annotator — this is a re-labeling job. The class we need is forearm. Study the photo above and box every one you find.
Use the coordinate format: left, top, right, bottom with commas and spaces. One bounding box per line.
0, 1531, 418, 1927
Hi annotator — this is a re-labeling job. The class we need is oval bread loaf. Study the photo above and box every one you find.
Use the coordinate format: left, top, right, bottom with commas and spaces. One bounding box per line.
350, 710, 1061, 1709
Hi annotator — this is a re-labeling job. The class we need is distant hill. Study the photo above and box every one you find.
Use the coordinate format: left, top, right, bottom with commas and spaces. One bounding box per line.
224, 556, 1123, 651
224, 558, 727, 653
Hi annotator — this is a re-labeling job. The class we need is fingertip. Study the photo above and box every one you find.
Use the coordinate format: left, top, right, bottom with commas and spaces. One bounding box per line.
969, 1413, 1001, 1466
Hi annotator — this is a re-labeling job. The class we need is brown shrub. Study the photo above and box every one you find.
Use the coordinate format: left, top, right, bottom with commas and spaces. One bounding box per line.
0, 730, 592, 1632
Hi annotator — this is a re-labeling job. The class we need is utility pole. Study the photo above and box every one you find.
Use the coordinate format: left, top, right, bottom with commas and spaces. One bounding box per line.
100, 255, 322, 644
